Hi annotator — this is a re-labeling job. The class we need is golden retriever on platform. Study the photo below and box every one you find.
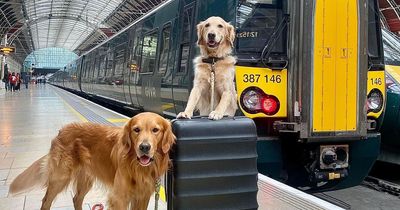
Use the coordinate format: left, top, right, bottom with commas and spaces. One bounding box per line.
9, 112, 175, 210
177, 16, 238, 120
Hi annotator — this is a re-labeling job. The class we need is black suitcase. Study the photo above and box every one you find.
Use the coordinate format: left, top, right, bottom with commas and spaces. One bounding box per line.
167, 117, 258, 210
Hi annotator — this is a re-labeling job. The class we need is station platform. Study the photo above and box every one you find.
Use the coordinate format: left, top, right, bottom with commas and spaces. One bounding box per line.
0, 84, 343, 210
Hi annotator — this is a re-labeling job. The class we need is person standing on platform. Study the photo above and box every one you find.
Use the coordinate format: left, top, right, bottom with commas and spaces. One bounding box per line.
2, 70, 9, 91
9, 72, 17, 92
16, 73, 21, 91
24, 74, 29, 89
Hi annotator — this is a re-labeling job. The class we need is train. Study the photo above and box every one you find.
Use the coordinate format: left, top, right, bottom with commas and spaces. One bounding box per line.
378, 29, 400, 165
49, 0, 386, 191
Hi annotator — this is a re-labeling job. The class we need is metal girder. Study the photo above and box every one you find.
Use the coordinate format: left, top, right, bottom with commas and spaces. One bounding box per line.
1, 0, 168, 63
8, 15, 109, 47
380, 0, 400, 34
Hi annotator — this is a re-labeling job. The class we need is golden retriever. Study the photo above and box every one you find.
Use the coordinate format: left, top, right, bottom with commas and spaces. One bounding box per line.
177, 16, 238, 120
9, 112, 175, 210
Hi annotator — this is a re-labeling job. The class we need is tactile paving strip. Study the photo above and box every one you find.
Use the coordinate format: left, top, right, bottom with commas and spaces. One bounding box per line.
52, 87, 115, 126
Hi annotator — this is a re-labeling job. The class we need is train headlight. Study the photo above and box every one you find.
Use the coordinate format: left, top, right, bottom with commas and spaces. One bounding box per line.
240, 87, 280, 115
242, 89, 262, 112
367, 88, 383, 113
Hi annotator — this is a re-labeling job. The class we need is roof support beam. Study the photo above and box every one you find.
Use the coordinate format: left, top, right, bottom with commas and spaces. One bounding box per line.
8, 15, 109, 48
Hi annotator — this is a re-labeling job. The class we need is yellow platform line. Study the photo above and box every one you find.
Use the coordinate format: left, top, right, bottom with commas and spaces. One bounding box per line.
54, 90, 88, 122
160, 186, 166, 202
162, 103, 174, 111
107, 118, 129, 123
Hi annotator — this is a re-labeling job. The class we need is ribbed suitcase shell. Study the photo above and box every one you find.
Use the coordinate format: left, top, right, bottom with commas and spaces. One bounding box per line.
167, 117, 258, 210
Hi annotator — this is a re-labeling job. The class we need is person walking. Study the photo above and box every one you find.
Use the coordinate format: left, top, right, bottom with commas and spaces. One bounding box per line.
2, 70, 9, 91
24, 74, 29, 89
9, 72, 17, 92
16, 73, 21, 91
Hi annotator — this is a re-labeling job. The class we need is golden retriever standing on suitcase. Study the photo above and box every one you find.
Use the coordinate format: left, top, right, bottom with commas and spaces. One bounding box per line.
177, 16, 238, 120
9, 112, 175, 210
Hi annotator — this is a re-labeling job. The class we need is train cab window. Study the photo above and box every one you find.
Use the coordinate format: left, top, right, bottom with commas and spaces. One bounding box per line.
367, 0, 383, 62
235, 0, 287, 65
158, 24, 171, 74
140, 31, 158, 73
177, 6, 194, 73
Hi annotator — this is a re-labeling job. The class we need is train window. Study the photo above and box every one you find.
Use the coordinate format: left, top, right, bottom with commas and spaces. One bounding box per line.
367, 0, 383, 59
177, 6, 194, 73
114, 45, 126, 76
106, 50, 114, 77
99, 55, 106, 78
94, 55, 100, 80
83, 60, 89, 79
182, 7, 193, 43
235, 0, 285, 54
140, 30, 158, 73
158, 24, 171, 74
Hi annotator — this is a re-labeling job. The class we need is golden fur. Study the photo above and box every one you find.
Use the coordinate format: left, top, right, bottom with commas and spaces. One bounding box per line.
9, 112, 175, 210
177, 16, 238, 120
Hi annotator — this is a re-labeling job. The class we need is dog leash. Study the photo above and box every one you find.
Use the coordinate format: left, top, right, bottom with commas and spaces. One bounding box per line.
155, 178, 161, 210
210, 62, 215, 112
202, 57, 223, 112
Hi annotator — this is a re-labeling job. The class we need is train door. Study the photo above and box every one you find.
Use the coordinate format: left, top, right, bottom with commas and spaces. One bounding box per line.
156, 23, 175, 116
139, 26, 162, 113
77, 56, 84, 92
113, 42, 128, 103
172, 1, 196, 114
127, 26, 143, 108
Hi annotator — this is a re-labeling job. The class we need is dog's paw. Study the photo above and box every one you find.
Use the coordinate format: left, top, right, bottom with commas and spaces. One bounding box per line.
208, 111, 224, 120
177, 112, 192, 119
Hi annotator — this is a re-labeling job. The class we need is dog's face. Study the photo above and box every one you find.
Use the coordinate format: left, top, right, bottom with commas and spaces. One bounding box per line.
197, 16, 235, 49
123, 112, 175, 167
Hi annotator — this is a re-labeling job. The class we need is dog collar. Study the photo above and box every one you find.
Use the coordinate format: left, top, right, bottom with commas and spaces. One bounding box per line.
202, 57, 224, 64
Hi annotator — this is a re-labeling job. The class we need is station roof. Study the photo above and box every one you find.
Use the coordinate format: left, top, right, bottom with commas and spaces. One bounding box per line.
0, 0, 165, 64
2, 0, 398, 65
379, 0, 400, 35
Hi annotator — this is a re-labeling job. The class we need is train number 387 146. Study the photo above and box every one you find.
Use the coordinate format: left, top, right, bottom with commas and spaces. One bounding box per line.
243, 74, 282, 83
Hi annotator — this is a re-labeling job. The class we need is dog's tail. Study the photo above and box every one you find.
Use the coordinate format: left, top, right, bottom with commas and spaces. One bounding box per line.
9, 155, 49, 195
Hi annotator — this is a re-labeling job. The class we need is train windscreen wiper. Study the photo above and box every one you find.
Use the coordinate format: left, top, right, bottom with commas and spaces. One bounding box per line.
260, 14, 289, 69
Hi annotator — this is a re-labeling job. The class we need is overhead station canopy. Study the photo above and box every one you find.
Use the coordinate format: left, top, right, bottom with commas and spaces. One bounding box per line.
379, 0, 400, 35
0, 0, 166, 64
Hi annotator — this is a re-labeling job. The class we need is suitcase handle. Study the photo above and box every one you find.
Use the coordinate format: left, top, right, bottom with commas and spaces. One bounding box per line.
177, 115, 234, 120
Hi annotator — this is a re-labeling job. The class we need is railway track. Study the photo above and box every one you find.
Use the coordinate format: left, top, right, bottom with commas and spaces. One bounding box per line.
362, 176, 400, 197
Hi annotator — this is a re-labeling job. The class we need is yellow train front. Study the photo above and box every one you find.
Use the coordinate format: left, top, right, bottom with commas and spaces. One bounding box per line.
235, 0, 385, 190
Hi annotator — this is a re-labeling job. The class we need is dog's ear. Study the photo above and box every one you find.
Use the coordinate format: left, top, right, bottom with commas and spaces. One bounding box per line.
226, 23, 235, 47
196, 21, 205, 45
121, 120, 132, 154
162, 119, 176, 154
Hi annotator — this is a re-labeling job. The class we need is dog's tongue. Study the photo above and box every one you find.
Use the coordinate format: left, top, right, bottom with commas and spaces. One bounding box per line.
139, 156, 151, 165
208, 40, 216, 46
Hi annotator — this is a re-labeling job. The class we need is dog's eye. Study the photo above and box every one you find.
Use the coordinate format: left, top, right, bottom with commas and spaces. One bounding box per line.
205, 23, 210, 27
134, 127, 140, 133
152, 128, 159, 133
218, 24, 223, 28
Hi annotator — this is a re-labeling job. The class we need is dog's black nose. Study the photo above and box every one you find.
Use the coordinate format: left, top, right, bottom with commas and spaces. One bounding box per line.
139, 143, 151, 154
208, 33, 216, 40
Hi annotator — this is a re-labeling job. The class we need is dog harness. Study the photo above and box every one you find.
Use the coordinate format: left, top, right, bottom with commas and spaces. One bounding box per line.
202, 57, 223, 112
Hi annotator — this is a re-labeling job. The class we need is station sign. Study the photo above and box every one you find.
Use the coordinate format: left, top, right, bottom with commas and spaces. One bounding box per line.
0, 46, 16, 55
